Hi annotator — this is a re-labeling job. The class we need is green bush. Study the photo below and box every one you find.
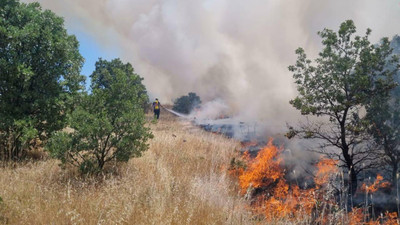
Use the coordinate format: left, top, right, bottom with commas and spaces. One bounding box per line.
172, 92, 201, 114
46, 59, 153, 174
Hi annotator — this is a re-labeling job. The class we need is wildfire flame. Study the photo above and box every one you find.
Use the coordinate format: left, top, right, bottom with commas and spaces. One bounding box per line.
315, 158, 338, 188
383, 212, 398, 225
231, 139, 397, 223
236, 139, 326, 220
361, 174, 391, 193
238, 139, 283, 193
349, 208, 364, 225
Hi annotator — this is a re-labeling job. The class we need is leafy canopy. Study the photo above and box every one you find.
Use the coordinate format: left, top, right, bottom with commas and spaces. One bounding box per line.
172, 92, 201, 114
289, 21, 396, 118
0, 0, 84, 160
46, 59, 153, 174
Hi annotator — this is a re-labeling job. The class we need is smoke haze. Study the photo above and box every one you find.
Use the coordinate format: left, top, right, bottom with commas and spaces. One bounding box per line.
23, 0, 400, 128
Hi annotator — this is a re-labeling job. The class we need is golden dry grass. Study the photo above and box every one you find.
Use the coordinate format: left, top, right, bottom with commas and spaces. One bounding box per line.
0, 109, 255, 224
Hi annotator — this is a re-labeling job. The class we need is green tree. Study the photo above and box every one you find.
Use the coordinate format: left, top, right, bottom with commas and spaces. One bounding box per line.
287, 20, 398, 196
0, 0, 84, 160
172, 92, 201, 114
46, 59, 153, 174
90, 57, 149, 110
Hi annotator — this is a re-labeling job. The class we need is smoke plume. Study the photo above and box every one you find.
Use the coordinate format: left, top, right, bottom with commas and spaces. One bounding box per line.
23, 0, 400, 128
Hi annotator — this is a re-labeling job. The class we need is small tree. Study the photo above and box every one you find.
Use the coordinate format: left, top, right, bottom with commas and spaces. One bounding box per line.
46, 59, 153, 174
287, 20, 398, 195
0, 0, 85, 160
172, 92, 201, 114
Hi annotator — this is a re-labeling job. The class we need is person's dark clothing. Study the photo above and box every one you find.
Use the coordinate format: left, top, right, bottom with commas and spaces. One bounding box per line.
154, 109, 160, 119
153, 100, 161, 119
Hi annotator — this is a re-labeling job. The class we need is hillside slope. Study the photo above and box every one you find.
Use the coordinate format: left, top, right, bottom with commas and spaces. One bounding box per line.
0, 109, 254, 224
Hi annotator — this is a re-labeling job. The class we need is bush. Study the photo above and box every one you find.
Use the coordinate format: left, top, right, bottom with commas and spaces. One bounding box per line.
46, 59, 153, 174
172, 92, 201, 114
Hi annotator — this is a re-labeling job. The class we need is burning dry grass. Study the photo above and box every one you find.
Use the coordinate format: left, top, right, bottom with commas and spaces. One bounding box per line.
232, 139, 399, 225
0, 110, 253, 224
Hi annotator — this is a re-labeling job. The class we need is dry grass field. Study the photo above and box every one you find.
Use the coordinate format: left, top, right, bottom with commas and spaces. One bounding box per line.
0, 109, 255, 224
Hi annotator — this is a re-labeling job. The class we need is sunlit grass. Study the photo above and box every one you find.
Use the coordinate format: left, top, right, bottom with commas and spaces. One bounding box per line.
0, 109, 254, 224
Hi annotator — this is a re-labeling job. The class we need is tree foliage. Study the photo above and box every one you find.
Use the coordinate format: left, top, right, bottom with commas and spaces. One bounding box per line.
46, 59, 153, 174
0, 0, 84, 160
172, 92, 201, 114
287, 20, 399, 195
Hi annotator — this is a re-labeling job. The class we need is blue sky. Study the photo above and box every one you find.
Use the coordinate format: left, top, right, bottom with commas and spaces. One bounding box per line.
73, 31, 119, 90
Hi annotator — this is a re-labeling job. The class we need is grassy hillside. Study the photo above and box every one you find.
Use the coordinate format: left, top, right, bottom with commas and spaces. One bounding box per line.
0, 109, 254, 224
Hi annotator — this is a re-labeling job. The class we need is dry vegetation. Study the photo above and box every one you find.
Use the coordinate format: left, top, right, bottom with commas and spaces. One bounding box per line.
0, 109, 255, 224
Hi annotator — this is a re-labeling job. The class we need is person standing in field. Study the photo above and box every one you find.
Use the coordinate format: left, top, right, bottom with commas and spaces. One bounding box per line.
153, 98, 161, 119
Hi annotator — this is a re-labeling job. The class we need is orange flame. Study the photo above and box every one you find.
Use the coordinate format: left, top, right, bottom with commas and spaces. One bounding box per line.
383, 212, 398, 225
264, 181, 316, 220
315, 158, 338, 188
237, 139, 331, 221
361, 174, 391, 193
242, 150, 251, 162
349, 208, 364, 225
238, 139, 283, 194
233, 139, 396, 223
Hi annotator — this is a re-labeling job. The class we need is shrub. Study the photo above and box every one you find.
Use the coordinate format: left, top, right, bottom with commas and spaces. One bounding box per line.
46, 59, 153, 174
172, 92, 201, 114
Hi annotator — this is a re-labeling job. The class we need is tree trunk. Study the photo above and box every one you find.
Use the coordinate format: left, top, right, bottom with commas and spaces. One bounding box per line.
339, 114, 357, 196
392, 163, 398, 186
98, 158, 105, 170
349, 166, 357, 196
342, 145, 357, 196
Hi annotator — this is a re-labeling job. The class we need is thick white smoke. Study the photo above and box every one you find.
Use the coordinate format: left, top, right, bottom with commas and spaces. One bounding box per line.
23, 0, 400, 129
